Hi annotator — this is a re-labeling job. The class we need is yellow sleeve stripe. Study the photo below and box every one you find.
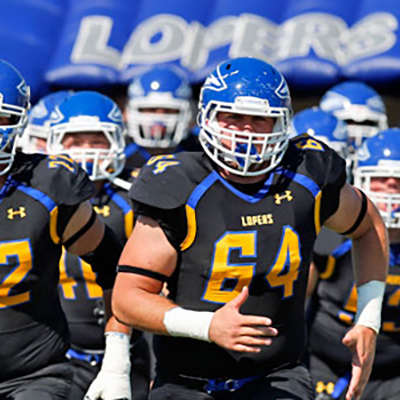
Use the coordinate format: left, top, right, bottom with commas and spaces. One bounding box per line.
125, 209, 134, 239
50, 206, 60, 244
319, 255, 336, 280
314, 190, 322, 235
180, 205, 197, 251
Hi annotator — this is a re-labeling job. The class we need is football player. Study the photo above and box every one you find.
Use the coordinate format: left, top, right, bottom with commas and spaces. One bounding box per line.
319, 81, 388, 151
19, 90, 74, 154
0, 61, 122, 400
308, 128, 400, 400
124, 65, 198, 167
47, 91, 150, 400
111, 57, 388, 400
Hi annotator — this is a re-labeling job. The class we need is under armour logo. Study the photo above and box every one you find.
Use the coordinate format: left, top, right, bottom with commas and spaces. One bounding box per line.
316, 381, 335, 395
274, 191, 293, 205
94, 205, 110, 217
7, 207, 27, 220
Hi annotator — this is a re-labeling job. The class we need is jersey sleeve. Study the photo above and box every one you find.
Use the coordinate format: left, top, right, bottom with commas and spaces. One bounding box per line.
290, 134, 347, 224
129, 154, 196, 210
33, 154, 96, 206
133, 202, 187, 251
129, 154, 201, 251
319, 147, 347, 222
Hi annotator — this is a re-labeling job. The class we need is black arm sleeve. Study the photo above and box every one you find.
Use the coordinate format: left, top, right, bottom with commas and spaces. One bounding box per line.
133, 201, 187, 252
80, 225, 123, 290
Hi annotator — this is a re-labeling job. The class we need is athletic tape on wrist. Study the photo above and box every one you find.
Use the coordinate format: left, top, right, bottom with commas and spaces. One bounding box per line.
163, 307, 214, 342
355, 280, 385, 334
102, 332, 131, 373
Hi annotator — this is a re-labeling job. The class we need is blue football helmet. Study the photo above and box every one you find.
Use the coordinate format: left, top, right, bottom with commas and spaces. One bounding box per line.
0, 60, 30, 175
291, 107, 349, 159
354, 128, 400, 228
47, 91, 126, 181
198, 57, 292, 176
320, 81, 387, 149
126, 65, 193, 149
21, 90, 74, 154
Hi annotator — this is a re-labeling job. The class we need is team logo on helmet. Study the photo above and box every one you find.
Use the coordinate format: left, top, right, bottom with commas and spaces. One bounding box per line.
108, 104, 123, 123
275, 77, 290, 99
202, 68, 229, 92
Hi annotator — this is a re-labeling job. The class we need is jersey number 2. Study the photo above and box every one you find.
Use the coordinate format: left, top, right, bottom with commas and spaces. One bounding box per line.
0, 240, 33, 308
202, 227, 301, 304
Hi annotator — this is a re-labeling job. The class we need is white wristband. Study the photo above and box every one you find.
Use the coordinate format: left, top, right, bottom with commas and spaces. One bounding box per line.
102, 332, 131, 374
163, 307, 214, 342
355, 280, 385, 334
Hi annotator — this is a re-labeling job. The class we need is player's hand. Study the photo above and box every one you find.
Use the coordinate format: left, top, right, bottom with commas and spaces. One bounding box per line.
85, 332, 132, 400
84, 369, 131, 400
342, 324, 376, 400
208, 286, 278, 352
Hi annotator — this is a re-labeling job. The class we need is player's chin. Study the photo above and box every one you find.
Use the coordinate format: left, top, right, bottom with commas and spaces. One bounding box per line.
248, 161, 270, 172
224, 160, 270, 174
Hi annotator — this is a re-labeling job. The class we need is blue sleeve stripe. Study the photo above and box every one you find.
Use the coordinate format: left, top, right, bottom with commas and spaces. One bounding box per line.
187, 172, 218, 209
275, 169, 321, 197
104, 185, 131, 215
332, 239, 352, 258
14, 181, 57, 212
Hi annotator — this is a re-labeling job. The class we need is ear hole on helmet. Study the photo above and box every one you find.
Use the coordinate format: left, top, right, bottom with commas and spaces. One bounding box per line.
226, 64, 231, 70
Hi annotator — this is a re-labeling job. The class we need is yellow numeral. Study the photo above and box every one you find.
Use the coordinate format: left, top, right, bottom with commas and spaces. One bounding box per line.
202, 232, 256, 303
59, 249, 102, 300
80, 259, 103, 299
382, 288, 400, 332
0, 240, 33, 308
266, 226, 301, 298
203, 228, 302, 304
295, 138, 324, 151
48, 155, 76, 173
59, 249, 78, 299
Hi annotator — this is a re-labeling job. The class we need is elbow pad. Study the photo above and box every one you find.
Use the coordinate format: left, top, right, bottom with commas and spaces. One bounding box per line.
81, 225, 123, 290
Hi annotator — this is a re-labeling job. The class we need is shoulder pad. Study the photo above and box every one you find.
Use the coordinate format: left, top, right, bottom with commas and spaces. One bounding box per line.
12, 153, 95, 206
129, 152, 209, 209
285, 134, 347, 190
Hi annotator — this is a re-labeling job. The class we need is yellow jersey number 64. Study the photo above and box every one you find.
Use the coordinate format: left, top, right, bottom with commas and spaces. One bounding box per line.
202, 227, 301, 304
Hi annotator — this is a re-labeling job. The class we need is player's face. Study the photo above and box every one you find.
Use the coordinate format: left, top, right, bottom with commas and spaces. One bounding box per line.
31, 137, 47, 153
370, 176, 400, 211
139, 107, 179, 139
216, 111, 275, 153
62, 132, 110, 150
0, 115, 12, 126
370, 176, 400, 193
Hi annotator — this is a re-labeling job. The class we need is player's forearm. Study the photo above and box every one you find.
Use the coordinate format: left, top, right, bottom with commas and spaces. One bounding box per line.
103, 289, 131, 335
351, 217, 388, 286
113, 285, 177, 335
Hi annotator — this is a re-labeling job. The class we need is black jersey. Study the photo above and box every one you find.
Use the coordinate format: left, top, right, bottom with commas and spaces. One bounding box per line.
124, 139, 152, 169
59, 173, 134, 350
309, 240, 400, 374
129, 134, 346, 379
0, 153, 95, 382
